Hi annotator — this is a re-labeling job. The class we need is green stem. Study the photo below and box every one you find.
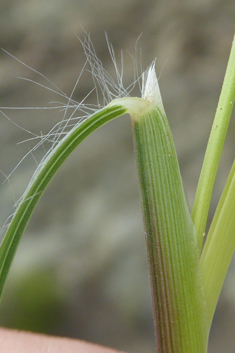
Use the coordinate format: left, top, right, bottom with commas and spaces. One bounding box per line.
0, 104, 126, 300
131, 106, 208, 353
192, 34, 235, 250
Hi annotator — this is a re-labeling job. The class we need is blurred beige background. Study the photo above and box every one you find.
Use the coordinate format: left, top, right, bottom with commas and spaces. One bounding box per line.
0, 0, 235, 352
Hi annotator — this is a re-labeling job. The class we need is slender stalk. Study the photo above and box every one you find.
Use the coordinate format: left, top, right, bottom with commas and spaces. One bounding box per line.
192, 34, 235, 250
200, 159, 235, 327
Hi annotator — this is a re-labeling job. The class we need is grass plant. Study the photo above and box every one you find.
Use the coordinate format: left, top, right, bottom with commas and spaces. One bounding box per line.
0, 33, 235, 353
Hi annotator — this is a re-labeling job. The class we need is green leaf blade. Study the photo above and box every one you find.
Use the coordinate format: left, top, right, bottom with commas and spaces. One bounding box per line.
192, 34, 235, 250
0, 104, 127, 300
200, 159, 235, 327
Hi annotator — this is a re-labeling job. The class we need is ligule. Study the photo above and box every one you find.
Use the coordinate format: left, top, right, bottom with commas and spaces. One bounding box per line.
131, 106, 208, 353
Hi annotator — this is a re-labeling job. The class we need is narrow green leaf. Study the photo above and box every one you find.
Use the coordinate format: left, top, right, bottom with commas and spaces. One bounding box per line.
0, 104, 127, 300
200, 159, 235, 327
192, 34, 235, 250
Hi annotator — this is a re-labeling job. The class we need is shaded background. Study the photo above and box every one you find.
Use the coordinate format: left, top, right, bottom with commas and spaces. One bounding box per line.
0, 0, 235, 352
